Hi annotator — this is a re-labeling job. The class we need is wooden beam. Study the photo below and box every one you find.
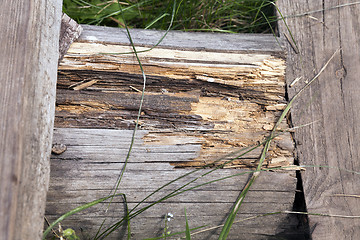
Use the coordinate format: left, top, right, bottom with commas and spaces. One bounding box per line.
0, 1, 62, 239
277, 1, 360, 239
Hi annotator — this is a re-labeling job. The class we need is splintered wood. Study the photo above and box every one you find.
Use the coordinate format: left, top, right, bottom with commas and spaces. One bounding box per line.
56, 40, 293, 169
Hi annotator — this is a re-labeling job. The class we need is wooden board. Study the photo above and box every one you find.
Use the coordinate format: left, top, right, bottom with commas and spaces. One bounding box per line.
46, 25, 304, 239
0, 1, 61, 239
277, 1, 360, 239
79, 25, 284, 54
47, 128, 299, 240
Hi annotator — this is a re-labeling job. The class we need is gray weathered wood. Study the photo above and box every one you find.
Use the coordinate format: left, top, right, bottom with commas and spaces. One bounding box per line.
59, 13, 83, 61
0, 1, 62, 239
79, 25, 284, 54
46, 128, 299, 240
277, 1, 360, 239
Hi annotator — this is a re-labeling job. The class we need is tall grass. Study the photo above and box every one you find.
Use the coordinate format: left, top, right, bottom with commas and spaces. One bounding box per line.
63, 0, 276, 33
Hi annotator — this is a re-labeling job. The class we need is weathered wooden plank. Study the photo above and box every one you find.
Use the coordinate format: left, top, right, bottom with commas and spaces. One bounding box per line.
277, 1, 360, 239
0, 1, 62, 239
51, 122, 293, 169
46, 128, 298, 240
46, 189, 296, 204
79, 25, 284, 54
46, 201, 293, 217
50, 128, 297, 190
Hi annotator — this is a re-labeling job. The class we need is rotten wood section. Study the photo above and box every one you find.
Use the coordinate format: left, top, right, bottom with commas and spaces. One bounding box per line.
46, 25, 303, 239
56, 26, 294, 169
277, 1, 360, 239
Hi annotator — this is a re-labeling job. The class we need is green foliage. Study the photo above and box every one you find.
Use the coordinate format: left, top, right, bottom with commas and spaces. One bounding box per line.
62, 0, 276, 33
62, 228, 80, 240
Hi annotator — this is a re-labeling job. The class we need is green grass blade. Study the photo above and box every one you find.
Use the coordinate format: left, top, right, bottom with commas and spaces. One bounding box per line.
94, 2, 178, 238
271, 2, 299, 53
192, 211, 283, 237
184, 208, 191, 240
94, 2, 148, 238
145, 13, 169, 29
102, 0, 176, 56
108, 0, 178, 193
261, 10, 283, 50
217, 173, 257, 240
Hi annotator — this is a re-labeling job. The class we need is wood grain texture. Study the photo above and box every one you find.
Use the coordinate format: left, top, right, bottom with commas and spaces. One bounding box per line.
277, 1, 360, 239
59, 13, 83, 62
46, 128, 299, 240
0, 0, 61, 239
79, 25, 284, 55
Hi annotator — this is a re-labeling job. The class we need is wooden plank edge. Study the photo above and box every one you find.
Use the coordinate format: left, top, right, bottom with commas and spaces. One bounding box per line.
78, 25, 285, 56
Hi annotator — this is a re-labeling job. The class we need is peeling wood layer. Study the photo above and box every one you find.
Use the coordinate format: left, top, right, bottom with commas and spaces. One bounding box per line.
56, 40, 293, 169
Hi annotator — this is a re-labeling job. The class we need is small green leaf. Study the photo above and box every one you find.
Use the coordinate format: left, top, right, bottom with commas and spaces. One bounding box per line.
63, 228, 80, 240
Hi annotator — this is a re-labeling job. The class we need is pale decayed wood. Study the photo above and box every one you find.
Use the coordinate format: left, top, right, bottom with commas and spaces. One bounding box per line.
0, 1, 61, 239
56, 38, 295, 169
277, 0, 360, 239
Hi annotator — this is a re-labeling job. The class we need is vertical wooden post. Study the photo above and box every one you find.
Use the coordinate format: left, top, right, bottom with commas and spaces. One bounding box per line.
0, 1, 61, 239
277, 1, 360, 239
